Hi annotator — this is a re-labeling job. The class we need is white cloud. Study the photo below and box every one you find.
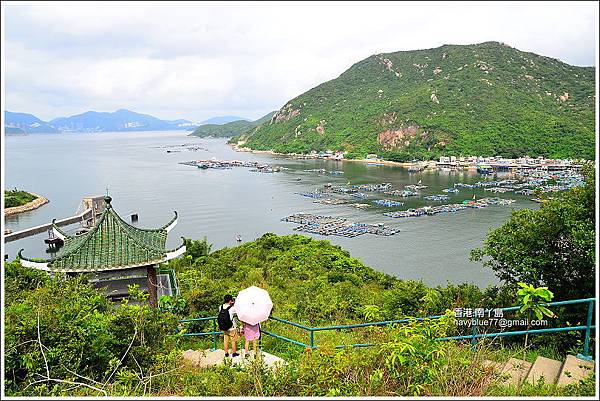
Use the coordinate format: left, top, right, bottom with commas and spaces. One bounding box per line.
2, 1, 597, 122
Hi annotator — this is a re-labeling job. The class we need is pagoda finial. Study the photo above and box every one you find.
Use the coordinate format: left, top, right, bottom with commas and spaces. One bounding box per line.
104, 188, 112, 205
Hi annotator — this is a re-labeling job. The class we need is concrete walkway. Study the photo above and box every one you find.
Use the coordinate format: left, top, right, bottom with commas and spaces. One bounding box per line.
484, 354, 595, 387
182, 348, 287, 370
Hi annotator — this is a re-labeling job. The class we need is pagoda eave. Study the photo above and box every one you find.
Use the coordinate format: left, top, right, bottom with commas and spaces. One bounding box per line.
18, 242, 186, 273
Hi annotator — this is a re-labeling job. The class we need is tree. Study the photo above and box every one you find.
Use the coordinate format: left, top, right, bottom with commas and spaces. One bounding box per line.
183, 237, 212, 260
471, 164, 595, 302
516, 283, 555, 350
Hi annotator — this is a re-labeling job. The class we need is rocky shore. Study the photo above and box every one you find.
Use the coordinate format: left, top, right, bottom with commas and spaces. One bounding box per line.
4, 193, 49, 216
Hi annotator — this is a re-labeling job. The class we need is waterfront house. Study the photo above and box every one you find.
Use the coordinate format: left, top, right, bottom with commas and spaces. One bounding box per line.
18, 196, 186, 307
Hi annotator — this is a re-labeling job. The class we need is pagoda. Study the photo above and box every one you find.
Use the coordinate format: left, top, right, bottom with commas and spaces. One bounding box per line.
18, 196, 186, 307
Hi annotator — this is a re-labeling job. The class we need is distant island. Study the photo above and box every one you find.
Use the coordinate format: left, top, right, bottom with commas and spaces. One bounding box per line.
235, 41, 595, 161
4, 109, 202, 134
190, 111, 276, 138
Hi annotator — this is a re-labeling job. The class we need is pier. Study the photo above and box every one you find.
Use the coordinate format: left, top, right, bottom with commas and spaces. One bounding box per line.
4, 209, 93, 243
4, 195, 106, 243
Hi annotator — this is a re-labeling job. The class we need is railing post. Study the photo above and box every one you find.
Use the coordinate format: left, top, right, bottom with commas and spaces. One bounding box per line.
212, 318, 217, 351
470, 318, 478, 352
310, 329, 315, 349
577, 300, 594, 361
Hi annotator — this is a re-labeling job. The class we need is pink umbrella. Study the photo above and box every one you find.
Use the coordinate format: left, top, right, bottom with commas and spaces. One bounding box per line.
235, 286, 273, 325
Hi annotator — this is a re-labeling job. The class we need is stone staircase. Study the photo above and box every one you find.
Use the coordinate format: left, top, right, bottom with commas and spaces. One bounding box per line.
484, 355, 595, 387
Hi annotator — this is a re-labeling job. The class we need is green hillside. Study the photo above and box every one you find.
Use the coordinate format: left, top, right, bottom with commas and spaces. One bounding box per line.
238, 42, 595, 160
191, 111, 276, 138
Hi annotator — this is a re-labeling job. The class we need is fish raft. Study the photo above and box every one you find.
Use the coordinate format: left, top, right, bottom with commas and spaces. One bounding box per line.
282, 213, 398, 237
423, 194, 450, 201
383, 197, 515, 219
295, 192, 327, 199
373, 199, 404, 207
313, 198, 348, 205
352, 183, 393, 191
384, 189, 418, 197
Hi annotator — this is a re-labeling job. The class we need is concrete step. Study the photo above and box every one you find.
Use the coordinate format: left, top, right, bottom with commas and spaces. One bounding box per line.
182, 348, 287, 370
483, 359, 505, 372
525, 356, 562, 385
501, 358, 533, 386
557, 355, 595, 386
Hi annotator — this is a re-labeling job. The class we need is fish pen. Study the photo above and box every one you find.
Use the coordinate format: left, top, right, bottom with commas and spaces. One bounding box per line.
314, 198, 348, 205
383, 197, 516, 219
384, 189, 418, 197
424, 194, 450, 201
352, 183, 393, 191
372, 199, 404, 207
282, 213, 398, 237
348, 203, 372, 210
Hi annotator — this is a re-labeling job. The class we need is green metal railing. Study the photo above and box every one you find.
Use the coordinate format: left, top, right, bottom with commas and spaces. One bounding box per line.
178, 297, 596, 361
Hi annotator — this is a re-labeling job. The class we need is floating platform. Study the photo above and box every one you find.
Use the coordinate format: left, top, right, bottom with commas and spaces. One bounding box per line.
282, 213, 398, 237
181, 159, 281, 172
314, 198, 348, 205
383, 197, 515, 219
373, 199, 404, 207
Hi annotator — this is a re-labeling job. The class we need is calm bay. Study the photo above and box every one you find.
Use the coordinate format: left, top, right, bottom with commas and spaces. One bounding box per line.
3, 130, 537, 287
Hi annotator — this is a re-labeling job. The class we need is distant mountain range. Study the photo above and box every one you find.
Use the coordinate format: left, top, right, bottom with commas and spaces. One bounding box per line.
190, 111, 277, 138
4, 109, 204, 134
4, 111, 58, 133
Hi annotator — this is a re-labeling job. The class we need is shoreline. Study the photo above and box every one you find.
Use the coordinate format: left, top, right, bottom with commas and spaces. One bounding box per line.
228, 143, 585, 171
4, 193, 49, 216
229, 143, 417, 168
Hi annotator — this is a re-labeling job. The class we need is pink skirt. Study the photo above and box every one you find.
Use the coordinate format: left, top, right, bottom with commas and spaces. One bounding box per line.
242, 322, 261, 341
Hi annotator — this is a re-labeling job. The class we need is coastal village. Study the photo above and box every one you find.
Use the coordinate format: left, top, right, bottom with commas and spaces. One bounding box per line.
274, 149, 586, 173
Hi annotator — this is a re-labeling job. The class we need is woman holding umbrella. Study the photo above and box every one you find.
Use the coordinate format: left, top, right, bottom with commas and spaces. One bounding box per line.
240, 320, 261, 358
234, 286, 273, 358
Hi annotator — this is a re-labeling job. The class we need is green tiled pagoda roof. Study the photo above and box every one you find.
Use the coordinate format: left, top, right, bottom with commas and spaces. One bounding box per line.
19, 196, 185, 272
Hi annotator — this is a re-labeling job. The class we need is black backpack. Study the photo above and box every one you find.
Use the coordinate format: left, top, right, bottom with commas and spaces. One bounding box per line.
217, 304, 233, 331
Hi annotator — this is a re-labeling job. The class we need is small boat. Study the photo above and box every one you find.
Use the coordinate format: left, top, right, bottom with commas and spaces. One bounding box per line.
477, 164, 494, 174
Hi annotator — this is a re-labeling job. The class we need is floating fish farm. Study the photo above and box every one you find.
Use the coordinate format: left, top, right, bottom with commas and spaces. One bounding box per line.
181, 159, 281, 172
296, 192, 327, 199
451, 171, 584, 198
383, 197, 516, 219
302, 169, 344, 175
384, 189, 418, 197
373, 199, 404, 207
314, 198, 348, 205
352, 183, 393, 191
405, 184, 428, 191
282, 213, 398, 237
424, 194, 450, 201
348, 203, 372, 210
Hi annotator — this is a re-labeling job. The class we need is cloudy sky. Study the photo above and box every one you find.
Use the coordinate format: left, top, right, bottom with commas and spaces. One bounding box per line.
2, 1, 597, 122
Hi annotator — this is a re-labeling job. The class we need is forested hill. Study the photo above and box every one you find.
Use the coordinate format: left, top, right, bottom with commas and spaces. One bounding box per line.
238, 42, 595, 160
191, 111, 276, 138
